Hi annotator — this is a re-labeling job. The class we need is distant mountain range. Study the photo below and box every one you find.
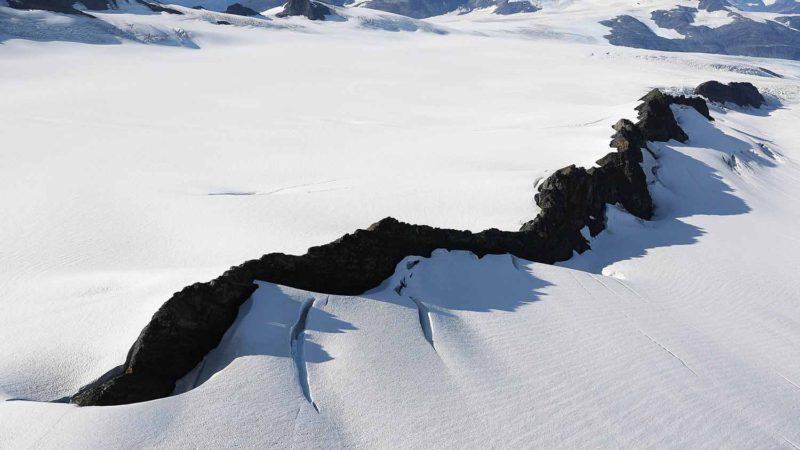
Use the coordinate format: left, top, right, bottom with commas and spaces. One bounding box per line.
603, 0, 800, 60
5, 0, 539, 17
3, 0, 800, 60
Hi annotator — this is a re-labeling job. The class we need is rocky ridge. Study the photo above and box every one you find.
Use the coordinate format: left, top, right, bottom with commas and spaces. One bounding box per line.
72, 86, 724, 406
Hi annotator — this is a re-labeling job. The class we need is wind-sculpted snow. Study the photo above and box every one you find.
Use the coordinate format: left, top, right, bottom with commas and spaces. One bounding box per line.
2, 35, 799, 443
68, 87, 720, 406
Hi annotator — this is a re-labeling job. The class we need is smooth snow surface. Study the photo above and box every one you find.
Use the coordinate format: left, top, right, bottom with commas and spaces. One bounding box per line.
2, 1, 800, 448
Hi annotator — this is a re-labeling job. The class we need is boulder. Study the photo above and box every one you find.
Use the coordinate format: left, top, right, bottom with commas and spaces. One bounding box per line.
695, 80, 765, 108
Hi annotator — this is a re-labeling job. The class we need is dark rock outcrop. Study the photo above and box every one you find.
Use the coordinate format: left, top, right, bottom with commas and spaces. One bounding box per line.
6, 0, 182, 16
651, 5, 696, 31
735, 0, 800, 14
136, 0, 183, 14
776, 15, 800, 30
635, 90, 687, 142
276, 0, 331, 20
358, 0, 537, 19
494, 0, 538, 15
518, 117, 653, 259
225, 2, 259, 16
634, 88, 715, 143
699, 0, 731, 12
6, 0, 99, 16
695, 80, 765, 107
72, 279, 259, 406
669, 94, 714, 120
72, 87, 725, 407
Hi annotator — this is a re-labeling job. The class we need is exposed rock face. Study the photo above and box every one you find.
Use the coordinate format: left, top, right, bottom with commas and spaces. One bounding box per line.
358, 0, 537, 19
699, 0, 731, 12
72, 279, 259, 406
6, 0, 184, 15
729, 0, 800, 14
594, 120, 653, 217
136, 0, 183, 14
776, 15, 800, 30
634, 88, 715, 143
72, 86, 733, 407
6, 0, 102, 16
636, 90, 685, 142
695, 81, 766, 108
518, 116, 654, 260
651, 5, 696, 30
225, 2, 259, 15
276, 0, 331, 20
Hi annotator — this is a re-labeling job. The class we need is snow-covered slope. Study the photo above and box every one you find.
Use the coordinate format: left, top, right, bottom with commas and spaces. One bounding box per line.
2, 1, 800, 448
5, 100, 800, 445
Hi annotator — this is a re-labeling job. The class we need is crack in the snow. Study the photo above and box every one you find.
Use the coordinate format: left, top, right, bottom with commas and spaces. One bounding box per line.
637, 330, 698, 378
290, 297, 319, 412
394, 277, 407, 296
408, 295, 435, 350
784, 436, 800, 450
187, 359, 207, 390
777, 372, 800, 393
25, 407, 73, 449
510, 255, 523, 271
396, 260, 435, 350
